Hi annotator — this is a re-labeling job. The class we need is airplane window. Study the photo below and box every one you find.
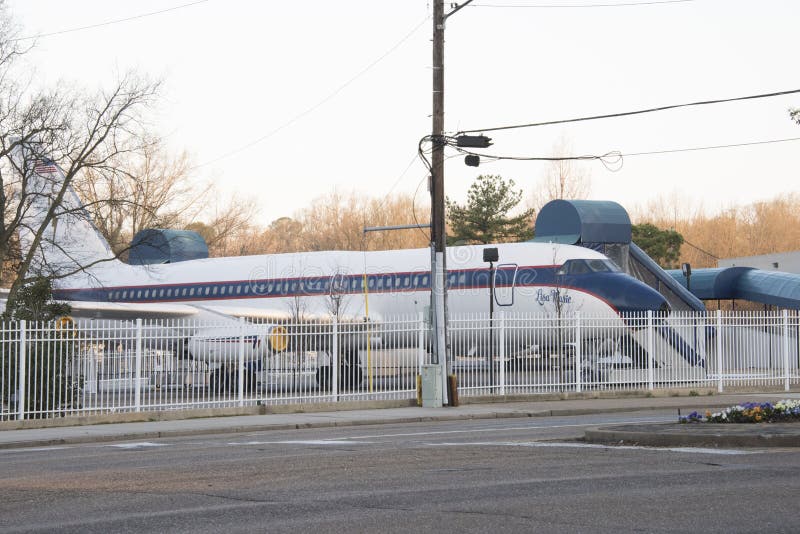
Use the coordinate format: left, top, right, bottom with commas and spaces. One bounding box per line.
189, 288, 195, 296
220, 287, 226, 295
166, 289, 172, 297
368, 278, 375, 289
568, 260, 591, 275
236, 286, 242, 294
137, 290, 142, 299
604, 260, 621, 272
421, 275, 428, 286
204, 287, 210, 296
377, 278, 384, 289
459, 273, 466, 286
212, 286, 218, 295
144, 290, 150, 298
122, 291, 127, 299
404, 276, 410, 287
587, 259, 610, 272
243, 285, 250, 294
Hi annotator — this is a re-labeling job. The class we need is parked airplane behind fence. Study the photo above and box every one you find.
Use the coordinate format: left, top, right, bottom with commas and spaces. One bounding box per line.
12, 143, 669, 388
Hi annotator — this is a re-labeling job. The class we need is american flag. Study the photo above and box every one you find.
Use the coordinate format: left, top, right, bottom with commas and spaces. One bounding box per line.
34, 158, 59, 175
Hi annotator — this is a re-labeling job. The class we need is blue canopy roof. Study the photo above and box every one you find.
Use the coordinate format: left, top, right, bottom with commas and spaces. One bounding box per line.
532, 199, 632, 245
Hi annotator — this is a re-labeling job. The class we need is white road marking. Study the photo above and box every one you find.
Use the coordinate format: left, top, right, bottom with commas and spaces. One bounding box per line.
0, 446, 72, 454
108, 442, 168, 449
227, 440, 374, 446
429, 441, 757, 455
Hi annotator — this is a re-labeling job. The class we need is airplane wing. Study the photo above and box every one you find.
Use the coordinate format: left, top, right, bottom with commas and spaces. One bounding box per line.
66, 301, 202, 320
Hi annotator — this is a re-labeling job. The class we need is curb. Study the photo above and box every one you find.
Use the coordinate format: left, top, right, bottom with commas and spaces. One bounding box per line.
0, 398, 762, 450
584, 423, 800, 448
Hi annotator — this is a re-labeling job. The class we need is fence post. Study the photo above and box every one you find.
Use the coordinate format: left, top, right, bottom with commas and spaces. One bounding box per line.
134, 318, 142, 412
417, 311, 424, 374
499, 311, 506, 396
647, 311, 654, 391
17, 320, 26, 420
238, 317, 245, 407
575, 312, 582, 394
332, 316, 339, 400
783, 309, 791, 392
716, 310, 723, 393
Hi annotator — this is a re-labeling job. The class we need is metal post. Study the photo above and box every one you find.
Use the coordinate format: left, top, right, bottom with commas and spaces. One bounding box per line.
783, 309, 790, 392
332, 316, 339, 400
575, 312, 582, 394
433, 247, 449, 405
417, 311, 425, 374
488, 261, 495, 388
238, 317, 245, 407
646, 311, 654, 391
498, 311, 506, 396
716, 310, 723, 393
134, 318, 142, 412
17, 320, 26, 420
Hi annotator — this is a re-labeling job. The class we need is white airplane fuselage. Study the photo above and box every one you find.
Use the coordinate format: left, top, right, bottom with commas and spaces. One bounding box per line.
53, 242, 668, 323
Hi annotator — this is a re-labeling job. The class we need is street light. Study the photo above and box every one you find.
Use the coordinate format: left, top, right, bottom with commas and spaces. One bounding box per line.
484, 247, 498, 386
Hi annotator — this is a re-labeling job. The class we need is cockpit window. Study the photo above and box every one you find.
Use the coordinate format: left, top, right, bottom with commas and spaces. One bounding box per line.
558, 259, 620, 275
586, 259, 621, 272
557, 259, 590, 275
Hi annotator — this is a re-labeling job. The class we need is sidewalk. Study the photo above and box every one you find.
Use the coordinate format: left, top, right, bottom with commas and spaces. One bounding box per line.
2, 392, 799, 450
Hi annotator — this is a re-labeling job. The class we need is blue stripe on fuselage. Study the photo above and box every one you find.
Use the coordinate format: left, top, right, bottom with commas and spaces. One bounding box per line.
52, 265, 662, 313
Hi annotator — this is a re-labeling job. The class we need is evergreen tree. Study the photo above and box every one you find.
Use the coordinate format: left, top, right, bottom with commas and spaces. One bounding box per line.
2, 277, 78, 418
446, 175, 535, 245
631, 223, 684, 269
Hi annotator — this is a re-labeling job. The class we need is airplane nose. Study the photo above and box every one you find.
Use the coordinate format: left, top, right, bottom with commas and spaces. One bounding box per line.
598, 276, 670, 313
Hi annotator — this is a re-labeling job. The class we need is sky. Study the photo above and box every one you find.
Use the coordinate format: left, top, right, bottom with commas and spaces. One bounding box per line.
7, 0, 800, 227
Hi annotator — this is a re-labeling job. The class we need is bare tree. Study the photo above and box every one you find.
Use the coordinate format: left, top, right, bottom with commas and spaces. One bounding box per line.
529, 134, 592, 212
72, 140, 207, 256
0, 2, 160, 312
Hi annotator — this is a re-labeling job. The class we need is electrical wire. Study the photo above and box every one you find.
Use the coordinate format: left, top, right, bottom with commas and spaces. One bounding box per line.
411, 173, 432, 241
457, 88, 800, 135
11, 0, 211, 42
683, 239, 719, 260
470, 0, 695, 7
445, 135, 800, 172
622, 136, 800, 157
377, 152, 423, 212
196, 15, 431, 169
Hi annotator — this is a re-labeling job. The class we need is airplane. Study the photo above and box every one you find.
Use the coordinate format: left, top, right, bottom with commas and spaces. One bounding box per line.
11, 143, 670, 389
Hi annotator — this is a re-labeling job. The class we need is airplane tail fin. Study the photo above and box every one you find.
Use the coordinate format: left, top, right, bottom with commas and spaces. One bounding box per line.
11, 141, 119, 278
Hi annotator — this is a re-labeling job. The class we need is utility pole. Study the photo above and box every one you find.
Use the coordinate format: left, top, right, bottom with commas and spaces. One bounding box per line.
430, 0, 475, 406
431, 0, 449, 404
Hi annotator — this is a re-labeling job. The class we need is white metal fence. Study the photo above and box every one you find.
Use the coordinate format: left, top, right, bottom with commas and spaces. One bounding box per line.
1, 310, 798, 420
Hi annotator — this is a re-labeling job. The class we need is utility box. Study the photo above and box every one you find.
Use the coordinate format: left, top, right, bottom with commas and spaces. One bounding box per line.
420, 364, 443, 408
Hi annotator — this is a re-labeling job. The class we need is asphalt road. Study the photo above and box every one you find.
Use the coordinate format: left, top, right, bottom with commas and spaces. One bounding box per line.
2, 411, 799, 533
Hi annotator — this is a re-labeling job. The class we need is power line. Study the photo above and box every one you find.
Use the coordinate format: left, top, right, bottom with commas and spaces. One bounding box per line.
457, 88, 800, 135
196, 15, 431, 169
623, 136, 800, 157
471, 0, 695, 8
683, 239, 719, 260
11, 0, 211, 42
448, 135, 800, 170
